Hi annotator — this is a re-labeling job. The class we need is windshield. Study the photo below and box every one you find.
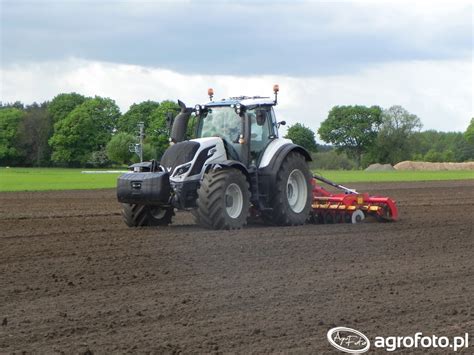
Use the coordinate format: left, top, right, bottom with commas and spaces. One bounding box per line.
197, 107, 241, 143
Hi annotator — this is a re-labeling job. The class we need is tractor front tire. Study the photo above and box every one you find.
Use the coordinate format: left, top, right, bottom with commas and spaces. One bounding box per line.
122, 204, 174, 227
195, 168, 250, 230
266, 151, 312, 226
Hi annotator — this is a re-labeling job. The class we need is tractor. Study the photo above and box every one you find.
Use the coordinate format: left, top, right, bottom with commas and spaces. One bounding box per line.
117, 85, 314, 229
117, 86, 399, 229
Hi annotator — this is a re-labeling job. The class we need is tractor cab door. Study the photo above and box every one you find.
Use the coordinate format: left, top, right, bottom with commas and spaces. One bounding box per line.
198, 106, 248, 165
249, 107, 277, 166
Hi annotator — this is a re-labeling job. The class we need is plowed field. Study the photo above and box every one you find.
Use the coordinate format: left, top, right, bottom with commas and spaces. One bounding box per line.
1, 180, 473, 353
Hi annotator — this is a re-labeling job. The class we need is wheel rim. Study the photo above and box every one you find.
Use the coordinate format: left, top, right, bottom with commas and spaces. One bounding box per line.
150, 207, 166, 219
351, 210, 365, 224
225, 183, 243, 219
286, 169, 307, 213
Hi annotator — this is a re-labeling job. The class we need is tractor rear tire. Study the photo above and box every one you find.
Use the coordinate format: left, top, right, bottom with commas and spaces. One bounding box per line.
266, 151, 312, 226
195, 168, 250, 230
122, 203, 174, 227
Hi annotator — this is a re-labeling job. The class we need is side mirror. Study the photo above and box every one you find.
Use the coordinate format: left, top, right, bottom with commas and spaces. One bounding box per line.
277, 120, 286, 128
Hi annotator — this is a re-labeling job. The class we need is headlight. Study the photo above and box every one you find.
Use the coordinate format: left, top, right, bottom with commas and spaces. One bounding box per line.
174, 163, 192, 177
195, 105, 201, 115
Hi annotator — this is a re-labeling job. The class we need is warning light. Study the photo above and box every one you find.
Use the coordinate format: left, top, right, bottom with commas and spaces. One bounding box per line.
273, 84, 279, 104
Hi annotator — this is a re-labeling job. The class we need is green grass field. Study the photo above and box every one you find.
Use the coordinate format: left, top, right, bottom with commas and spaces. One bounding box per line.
313, 169, 474, 183
1, 167, 473, 192
0, 168, 125, 192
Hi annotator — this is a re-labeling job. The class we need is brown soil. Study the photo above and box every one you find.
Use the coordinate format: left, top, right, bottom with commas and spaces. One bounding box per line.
1, 181, 473, 353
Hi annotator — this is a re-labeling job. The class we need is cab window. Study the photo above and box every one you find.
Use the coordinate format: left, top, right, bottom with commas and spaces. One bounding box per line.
249, 108, 274, 164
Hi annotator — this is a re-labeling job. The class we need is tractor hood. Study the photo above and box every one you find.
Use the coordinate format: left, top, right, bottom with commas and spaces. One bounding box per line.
162, 137, 227, 181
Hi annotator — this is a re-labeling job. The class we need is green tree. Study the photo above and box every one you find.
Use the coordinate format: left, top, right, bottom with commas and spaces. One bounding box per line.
285, 123, 318, 152
148, 100, 180, 159
117, 100, 160, 134
88, 148, 111, 168
465, 118, 474, 144
318, 105, 382, 167
370, 106, 422, 164
140, 143, 157, 162
106, 132, 136, 164
48, 93, 87, 123
0, 108, 23, 165
187, 113, 198, 139
454, 135, 474, 161
49, 97, 121, 166
441, 149, 455, 162
16, 102, 54, 166
423, 149, 443, 162
411, 130, 473, 162
310, 150, 356, 170
1, 101, 24, 110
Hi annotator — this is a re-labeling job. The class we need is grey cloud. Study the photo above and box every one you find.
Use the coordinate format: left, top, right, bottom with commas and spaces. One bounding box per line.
1, 0, 471, 75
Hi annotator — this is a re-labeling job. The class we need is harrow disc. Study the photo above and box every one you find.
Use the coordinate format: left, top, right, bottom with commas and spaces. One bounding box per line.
324, 213, 335, 224
343, 212, 352, 224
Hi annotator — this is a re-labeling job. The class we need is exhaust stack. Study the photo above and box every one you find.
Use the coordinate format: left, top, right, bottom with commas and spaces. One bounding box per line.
170, 100, 193, 143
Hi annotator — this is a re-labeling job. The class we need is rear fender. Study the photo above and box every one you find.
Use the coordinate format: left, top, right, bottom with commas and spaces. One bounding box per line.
259, 143, 311, 181
259, 139, 311, 169
257, 143, 312, 208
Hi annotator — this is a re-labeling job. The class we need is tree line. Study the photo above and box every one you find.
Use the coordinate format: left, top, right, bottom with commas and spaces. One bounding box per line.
0, 93, 179, 167
286, 106, 474, 169
1, 93, 473, 169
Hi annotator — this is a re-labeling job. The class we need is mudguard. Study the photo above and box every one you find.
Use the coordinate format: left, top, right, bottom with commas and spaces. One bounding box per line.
205, 160, 250, 180
257, 143, 312, 208
259, 143, 311, 177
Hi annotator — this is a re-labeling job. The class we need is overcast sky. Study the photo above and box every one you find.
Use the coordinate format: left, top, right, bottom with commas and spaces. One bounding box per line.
0, 0, 472, 135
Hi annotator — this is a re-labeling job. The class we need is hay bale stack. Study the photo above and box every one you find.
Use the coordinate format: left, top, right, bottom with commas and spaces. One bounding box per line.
365, 163, 395, 171
394, 161, 474, 171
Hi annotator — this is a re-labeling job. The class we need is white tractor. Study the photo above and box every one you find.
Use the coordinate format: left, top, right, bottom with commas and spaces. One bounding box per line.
117, 85, 313, 229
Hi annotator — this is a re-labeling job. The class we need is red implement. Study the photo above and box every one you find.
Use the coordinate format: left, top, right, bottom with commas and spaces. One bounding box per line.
310, 175, 398, 224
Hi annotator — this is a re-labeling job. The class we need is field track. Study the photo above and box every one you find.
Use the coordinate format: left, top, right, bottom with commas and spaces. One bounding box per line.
1, 180, 473, 353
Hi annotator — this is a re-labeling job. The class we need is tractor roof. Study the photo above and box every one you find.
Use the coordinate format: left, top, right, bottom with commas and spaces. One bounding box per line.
204, 96, 276, 107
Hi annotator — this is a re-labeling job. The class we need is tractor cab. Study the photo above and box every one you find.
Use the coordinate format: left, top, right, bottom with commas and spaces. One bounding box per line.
194, 95, 280, 167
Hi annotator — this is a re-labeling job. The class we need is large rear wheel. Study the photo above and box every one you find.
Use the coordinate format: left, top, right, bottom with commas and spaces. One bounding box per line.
266, 152, 312, 226
195, 168, 250, 230
122, 204, 174, 227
